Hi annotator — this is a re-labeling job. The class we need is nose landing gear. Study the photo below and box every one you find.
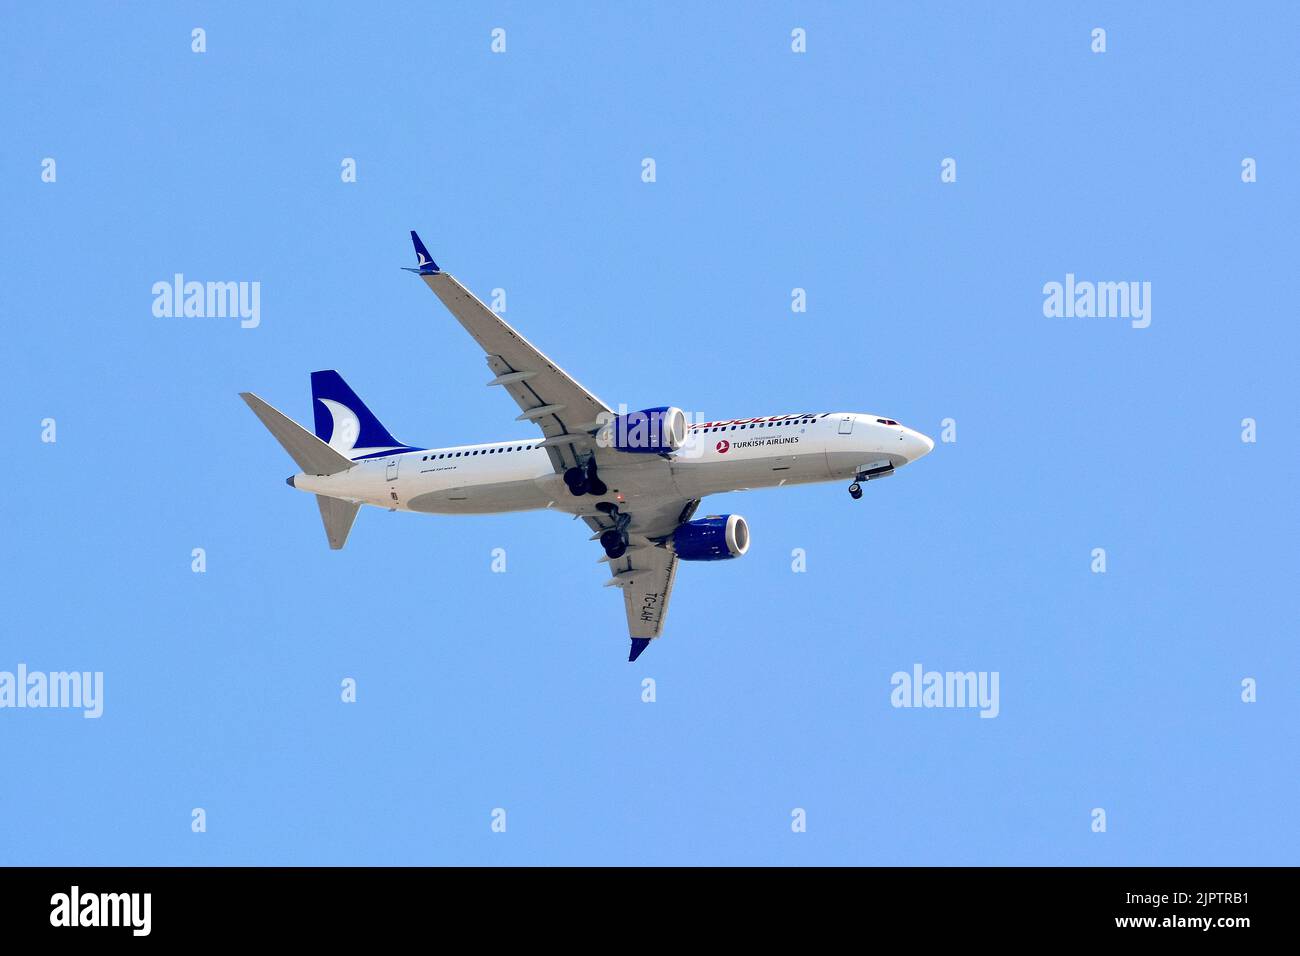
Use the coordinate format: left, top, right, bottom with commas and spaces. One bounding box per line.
848, 462, 895, 500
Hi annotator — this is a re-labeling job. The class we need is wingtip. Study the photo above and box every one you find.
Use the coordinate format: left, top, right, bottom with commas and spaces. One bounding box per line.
408, 230, 440, 274
629, 638, 652, 662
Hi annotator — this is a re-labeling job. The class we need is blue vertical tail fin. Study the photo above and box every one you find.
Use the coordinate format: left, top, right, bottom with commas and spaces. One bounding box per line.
310, 370, 415, 459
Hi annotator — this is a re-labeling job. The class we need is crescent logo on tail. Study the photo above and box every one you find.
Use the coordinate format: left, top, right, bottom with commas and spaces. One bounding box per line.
310, 370, 420, 460
318, 399, 361, 452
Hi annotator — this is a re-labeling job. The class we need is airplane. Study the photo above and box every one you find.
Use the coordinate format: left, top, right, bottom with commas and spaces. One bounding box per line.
240, 231, 935, 662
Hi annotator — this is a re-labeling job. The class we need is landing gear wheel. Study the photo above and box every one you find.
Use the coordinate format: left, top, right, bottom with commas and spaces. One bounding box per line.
848, 482, 863, 500
600, 529, 628, 559
585, 458, 608, 497
564, 466, 588, 497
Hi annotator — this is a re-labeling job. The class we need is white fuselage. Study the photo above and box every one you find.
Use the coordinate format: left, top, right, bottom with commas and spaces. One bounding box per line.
291, 412, 934, 531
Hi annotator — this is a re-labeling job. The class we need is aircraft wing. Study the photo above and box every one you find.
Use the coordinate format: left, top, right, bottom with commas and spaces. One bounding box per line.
605, 541, 680, 660
408, 232, 694, 661
410, 233, 611, 474
587, 497, 699, 660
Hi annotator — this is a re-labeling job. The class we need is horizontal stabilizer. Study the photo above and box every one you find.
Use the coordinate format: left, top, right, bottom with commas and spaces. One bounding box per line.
239, 392, 354, 476
316, 495, 361, 550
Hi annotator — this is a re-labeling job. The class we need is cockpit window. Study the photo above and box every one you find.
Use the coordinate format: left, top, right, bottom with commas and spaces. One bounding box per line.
876, 418, 899, 426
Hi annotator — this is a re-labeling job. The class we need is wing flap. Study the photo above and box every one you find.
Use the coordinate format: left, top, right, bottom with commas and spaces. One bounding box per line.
421, 271, 610, 425
416, 266, 612, 472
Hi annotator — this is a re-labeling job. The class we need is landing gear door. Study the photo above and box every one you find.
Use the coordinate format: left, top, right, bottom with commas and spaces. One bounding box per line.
838, 415, 854, 435
386, 457, 400, 482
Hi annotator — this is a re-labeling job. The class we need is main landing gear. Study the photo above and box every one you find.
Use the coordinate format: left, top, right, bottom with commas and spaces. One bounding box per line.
848, 482, 863, 500
596, 501, 631, 559
564, 457, 607, 497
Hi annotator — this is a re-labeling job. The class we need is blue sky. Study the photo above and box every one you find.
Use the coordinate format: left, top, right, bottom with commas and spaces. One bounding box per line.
2, 2, 1296, 865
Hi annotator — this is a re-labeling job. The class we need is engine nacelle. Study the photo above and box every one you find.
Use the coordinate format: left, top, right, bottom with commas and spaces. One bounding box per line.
603, 406, 688, 454
671, 514, 750, 561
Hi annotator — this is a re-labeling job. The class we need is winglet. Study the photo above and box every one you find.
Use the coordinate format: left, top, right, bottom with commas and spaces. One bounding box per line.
629, 638, 651, 662
402, 230, 440, 275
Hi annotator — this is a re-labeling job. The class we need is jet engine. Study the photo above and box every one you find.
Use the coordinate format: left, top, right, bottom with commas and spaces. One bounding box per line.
671, 514, 750, 561
603, 406, 688, 454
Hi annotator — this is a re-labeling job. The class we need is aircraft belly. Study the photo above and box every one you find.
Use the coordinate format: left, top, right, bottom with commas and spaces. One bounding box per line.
406, 478, 553, 515
672, 451, 832, 497
825, 449, 908, 480
600, 461, 678, 500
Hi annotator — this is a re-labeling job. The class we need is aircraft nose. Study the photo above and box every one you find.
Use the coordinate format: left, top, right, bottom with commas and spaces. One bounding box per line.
904, 429, 934, 462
